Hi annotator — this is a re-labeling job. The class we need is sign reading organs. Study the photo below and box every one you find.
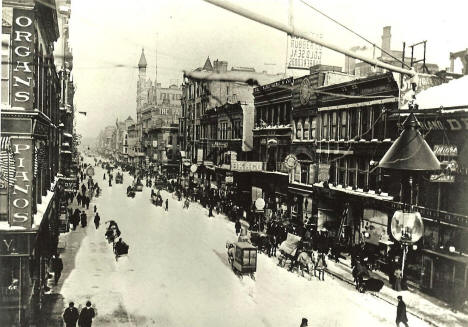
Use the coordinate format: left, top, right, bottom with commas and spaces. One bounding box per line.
11, 9, 35, 110
10, 138, 33, 228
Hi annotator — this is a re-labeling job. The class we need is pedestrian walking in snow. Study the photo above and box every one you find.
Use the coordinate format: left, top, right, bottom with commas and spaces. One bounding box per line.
63, 302, 79, 327
85, 196, 90, 210
103, 173, 106, 180
396, 296, 409, 327
300, 318, 308, 327
78, 301, 95, 327
93, 205, 97, 213
80, 212, 87, 228
72, 209, 80, 230
209, 205, 214, 217
235, 219, 241, 236
165, 199, 168, 211
76, 193, 82, 207
81, 184, 87, 196
94, 213, 100, 229
50, 254, 63, 285
394, 268, 403, 291
108, 178, 112, 187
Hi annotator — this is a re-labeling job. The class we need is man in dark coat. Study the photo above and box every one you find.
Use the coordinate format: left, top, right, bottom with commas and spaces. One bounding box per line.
235, 219, 242, 236
63, 302, 79, 327
396, 295, 409, 327
72, 209, 81, 230
78, 301, 95, 327
165, 199, 168, 211
80, 212, 87, 228
94, 213, 100, 229
85, 196, 90, 210
50, 254, 64, 285
76, 193, 82, 207
81, 184, 86, 196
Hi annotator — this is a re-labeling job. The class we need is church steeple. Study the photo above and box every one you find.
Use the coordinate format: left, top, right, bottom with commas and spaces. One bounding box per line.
138, 48, 147, 69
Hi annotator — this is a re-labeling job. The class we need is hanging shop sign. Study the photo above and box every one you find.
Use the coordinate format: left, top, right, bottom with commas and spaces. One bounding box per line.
284, 154, 298, 169
317, 163, 330, 182
10, 138, 33, 228
86, 166, 95, 176
287, 34, 322, 70
59, 177, 77, 193
231, 161, 263, 172
429, 173, 455, 183
433, 145, 457, 157
0, 233, 34, 256
225, 176, 234, 184
11, 9, 35, 110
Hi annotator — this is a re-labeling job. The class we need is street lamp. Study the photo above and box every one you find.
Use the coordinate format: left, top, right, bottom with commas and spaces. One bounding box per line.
379, 112, 440, 278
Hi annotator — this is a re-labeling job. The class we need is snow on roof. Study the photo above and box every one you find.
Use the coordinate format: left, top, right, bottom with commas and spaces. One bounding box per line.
414, 75, 468, 109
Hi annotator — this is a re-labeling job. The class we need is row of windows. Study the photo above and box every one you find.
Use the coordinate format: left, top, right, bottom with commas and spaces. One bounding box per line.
318, 106, 386, 141
160, 92, 182, 101
293, 117, 317, 140
255, 103, 291, 127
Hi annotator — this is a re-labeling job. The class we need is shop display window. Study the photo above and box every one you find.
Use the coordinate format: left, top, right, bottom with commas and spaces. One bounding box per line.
0, 258, 20, 303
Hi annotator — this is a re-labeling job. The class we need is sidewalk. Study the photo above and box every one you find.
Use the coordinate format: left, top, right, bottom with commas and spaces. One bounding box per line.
38, 195, 96, 326
325, 256, 468, 327
181, 194, 468, 327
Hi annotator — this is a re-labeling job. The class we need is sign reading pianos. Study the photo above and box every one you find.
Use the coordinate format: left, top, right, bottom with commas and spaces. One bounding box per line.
10, 138, 34, 228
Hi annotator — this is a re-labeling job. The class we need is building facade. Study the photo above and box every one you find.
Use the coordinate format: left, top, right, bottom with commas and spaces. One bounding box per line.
1, 0, 76, 325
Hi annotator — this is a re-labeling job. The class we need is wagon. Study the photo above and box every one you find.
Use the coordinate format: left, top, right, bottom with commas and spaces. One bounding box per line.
226, 241, 257, 279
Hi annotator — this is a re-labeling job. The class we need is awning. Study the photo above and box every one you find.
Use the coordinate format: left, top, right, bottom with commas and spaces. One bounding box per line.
63, 132, 73, 138
0, 136, 11, 151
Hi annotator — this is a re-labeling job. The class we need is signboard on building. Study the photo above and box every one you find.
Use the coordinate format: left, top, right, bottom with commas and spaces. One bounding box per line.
213, 142, 228, 149
433, 145, 457, 157
60, 177, 77, 193
317, 163, 330, 182
10, 138, 33, 228
231, 161, 263, 172
287, 34, 322, 70
362, 208, 389, 245
225, 176, 233, 184
429, 173, 455, 183
254, 77, 294, 93
11, 9, 35, 110
0, 233, 34, 256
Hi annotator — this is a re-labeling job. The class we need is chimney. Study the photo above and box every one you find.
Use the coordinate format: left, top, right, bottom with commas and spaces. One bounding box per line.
213, 59, 228, 73
345, 56, 356, 74
381, 26, 391, 55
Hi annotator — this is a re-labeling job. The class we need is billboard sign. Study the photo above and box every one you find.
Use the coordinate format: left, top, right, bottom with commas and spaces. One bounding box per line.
11, 9, 35, 110
10, 138, 33, 227
287, 34, 322, 70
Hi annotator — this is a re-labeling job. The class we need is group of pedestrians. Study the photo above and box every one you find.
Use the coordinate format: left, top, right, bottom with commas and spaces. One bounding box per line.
63, 300, 96, 327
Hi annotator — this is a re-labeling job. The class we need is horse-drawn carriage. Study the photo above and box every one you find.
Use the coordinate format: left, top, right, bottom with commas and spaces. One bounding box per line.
226, 241, 257, 279
352, 259, 384, 293
151, 192, 163, 206
133, 180, 143, 192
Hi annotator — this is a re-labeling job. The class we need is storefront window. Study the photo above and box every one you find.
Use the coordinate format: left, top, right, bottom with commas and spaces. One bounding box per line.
340, 111, 347, 139
310, 117, 317, 139
296, 121, 303, 140
0, 258, 20, 304
304, 119, 310, 140
331, 112, 338, 140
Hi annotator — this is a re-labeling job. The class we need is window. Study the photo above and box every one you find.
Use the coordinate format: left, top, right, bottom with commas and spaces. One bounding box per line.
304, 119, 310, 140
232, 120, 242, 139
331, 112, 338, 140
322, 113, 329, 139
340, 111, 347, 139
347, 158, 357, 187
338, 159, 346, 185
296, 121, 303, 140
310, 118, 317, 139
1, 34, 10, 105
357, 158, 368, 189
361, 107, 370, 140
350, 110, 358, 140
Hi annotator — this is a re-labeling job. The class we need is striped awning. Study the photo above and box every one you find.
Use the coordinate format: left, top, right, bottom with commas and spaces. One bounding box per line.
0, 137, 11, 151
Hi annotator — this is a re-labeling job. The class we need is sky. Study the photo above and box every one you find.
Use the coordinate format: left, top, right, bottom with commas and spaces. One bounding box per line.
69, 0, 468, 138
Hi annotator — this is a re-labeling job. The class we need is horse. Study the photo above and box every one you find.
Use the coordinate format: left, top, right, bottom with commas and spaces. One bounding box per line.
296, 251, 316, 279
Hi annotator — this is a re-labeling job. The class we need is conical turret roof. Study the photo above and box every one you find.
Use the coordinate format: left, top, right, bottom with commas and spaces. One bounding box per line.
202, 56, 213, 71
138, 48, 147, 68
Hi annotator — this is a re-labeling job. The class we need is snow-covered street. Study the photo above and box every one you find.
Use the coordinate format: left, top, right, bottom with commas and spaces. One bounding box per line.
59, 161, 429, 327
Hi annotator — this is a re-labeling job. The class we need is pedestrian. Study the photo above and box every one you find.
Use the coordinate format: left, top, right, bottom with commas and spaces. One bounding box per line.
94, 213, 100, 229
72, 209, 80, 230
50, 254, 63, 285
63, 302, 79, 327
300, 318, 308, 327
165, 199, 168, 211
208, 205, 213, 217
315, 253, 327, 281
396, 296, 409, 327
108, 178, 112, 187
77, 193, 82, 207
80, 212, 87, 228
81, 184, 86, 196
103, 173, 106, 180
78, 301, 95, 327
93, 205, 97, 213
85, 196, 90, 210
235, 219, 241, 236
394, 267, 403, 291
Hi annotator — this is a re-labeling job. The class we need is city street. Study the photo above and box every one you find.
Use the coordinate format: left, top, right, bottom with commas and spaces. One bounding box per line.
54, 160, 429, 327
